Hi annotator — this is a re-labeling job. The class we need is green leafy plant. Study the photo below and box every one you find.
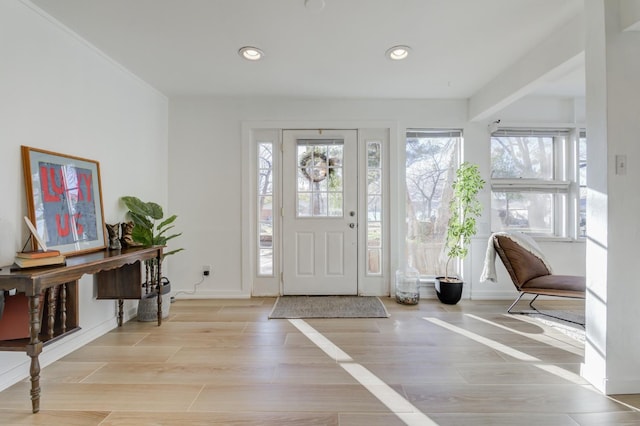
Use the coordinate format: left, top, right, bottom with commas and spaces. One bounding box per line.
443, 162, 485, 280
122, 196, 184, 256
121, 196, 184, 290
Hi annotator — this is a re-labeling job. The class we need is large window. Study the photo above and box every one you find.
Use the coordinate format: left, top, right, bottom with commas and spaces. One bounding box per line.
490, 129, 578, 238
405, 129, 460, 276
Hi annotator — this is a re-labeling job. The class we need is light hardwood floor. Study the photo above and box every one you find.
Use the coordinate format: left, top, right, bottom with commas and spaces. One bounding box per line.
0, 297, 638, 425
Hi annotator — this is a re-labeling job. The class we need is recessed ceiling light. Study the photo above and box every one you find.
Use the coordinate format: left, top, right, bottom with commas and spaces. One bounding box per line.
238, 46, 264, 61
386, 45, 411, 61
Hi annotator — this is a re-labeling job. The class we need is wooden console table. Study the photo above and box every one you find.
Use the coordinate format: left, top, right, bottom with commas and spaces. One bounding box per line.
0, 246, 163, 413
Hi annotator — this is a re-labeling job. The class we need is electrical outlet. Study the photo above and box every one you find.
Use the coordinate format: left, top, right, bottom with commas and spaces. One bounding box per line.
202, 265, 211, 276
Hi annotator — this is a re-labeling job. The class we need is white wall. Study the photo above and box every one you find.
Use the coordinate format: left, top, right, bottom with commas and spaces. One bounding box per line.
168, 97, 586, 300
0, 0, 168, 390
168, 98, 469, 298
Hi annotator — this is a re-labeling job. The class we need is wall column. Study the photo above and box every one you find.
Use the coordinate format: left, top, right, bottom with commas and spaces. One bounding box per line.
583, 0, 640, 394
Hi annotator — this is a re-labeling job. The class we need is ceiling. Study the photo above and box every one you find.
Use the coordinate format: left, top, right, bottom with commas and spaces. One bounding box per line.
29, 0, 586, 101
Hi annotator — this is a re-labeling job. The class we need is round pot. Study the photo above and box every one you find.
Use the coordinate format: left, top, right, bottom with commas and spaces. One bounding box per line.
137, 278, 171, 322
435, 276, 463, 305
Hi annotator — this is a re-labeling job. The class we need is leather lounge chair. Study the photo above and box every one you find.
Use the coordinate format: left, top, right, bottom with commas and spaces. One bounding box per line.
492, 234, 586, 326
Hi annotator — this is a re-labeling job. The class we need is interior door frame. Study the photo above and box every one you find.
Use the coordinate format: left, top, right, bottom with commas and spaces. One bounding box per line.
242, 121, 396, 298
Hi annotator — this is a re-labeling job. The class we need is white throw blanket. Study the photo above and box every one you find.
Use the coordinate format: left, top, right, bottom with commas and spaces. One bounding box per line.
479, 231, 553, 283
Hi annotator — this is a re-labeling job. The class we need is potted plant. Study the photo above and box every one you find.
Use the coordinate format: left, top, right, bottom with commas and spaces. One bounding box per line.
121, 196, 184, 321
435, 162, 485, 304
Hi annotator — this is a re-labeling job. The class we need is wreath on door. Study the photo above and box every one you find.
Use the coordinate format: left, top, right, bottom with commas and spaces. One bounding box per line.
299, 150, 334, 183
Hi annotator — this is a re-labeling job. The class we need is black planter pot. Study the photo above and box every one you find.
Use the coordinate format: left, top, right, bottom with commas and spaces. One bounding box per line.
435, 277, 463, 305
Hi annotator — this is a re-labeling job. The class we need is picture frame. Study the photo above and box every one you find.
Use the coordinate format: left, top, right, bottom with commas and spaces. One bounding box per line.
21, 146, 107, 256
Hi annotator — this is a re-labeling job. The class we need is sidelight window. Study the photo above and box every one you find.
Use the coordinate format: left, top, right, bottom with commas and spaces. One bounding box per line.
257, 142, 274, 276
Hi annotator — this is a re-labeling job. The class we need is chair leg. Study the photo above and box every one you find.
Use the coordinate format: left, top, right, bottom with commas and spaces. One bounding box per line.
528, 295, 584, 327
528, 294, 540, 310
507, 292, 526, 314
507, 292, 584, 327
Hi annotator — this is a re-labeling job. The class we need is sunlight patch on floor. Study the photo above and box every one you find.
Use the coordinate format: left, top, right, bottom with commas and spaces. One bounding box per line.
423, 317, 540, 362
503, 314, 585, 348
486, 315, 640, 412
465, 313, 583, 355
534, 364, 586, 385
424, 316, 593, 388
288, 319, 438, 426
287, 319, 353, 362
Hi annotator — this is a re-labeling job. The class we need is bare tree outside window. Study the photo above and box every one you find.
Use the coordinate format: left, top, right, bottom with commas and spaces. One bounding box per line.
258, 143, 274, 275
491, 136, 553, 180
405, 130, 460, 276
366, 141, 382, 275
489, 130, 575, 237
491, 135, 554, 233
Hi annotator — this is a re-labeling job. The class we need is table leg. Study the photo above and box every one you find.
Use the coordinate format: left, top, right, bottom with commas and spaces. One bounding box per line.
157, 251, 163, 326
60, 284, 67, 334
47, 287, 56, 340
26, 294, 43, 413
117, 299, 124, 327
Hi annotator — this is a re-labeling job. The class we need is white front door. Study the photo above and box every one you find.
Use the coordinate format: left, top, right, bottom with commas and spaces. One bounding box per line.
282, 130, 358, 295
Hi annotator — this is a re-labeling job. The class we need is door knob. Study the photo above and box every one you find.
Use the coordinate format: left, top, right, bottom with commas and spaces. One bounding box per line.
349, 223, 356, 228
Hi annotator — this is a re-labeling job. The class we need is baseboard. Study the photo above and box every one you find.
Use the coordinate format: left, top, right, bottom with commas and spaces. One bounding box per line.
172, 290, 251, 299
125, 305, 138, 322
469, 291, 520, 300
598, 377, 640, 395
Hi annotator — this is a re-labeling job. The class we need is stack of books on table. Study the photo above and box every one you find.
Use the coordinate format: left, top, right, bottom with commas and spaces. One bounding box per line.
14, 250, 66, 268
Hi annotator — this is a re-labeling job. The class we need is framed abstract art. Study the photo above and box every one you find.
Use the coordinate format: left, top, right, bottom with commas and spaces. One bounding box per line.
21, 146, 106, 255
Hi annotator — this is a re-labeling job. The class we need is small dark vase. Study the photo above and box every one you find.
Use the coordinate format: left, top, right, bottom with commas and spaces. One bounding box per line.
435, 277, 463, 305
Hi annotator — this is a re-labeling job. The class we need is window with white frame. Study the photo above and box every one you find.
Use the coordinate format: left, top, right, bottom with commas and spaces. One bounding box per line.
366, 140, 383, 276
490, 129, 577, 238
257, 142, 274, 276
405, 129, 460, 276
578, 131, 587, 238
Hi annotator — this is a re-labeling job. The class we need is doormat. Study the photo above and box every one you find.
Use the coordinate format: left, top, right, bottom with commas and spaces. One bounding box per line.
268, 296, 390, 319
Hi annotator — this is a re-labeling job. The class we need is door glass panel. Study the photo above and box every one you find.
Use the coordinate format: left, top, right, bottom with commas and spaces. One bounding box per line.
327, 193, 341, 216
296, 139, 344, 217
312, 192, 327, 216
